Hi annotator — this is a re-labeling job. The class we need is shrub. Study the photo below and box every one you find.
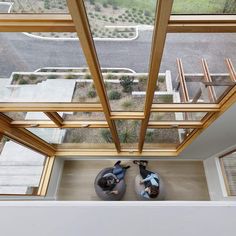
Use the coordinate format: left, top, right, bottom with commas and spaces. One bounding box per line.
103, 3, 108, 8
12, 74, 21, 82
29, 74, 37, 81
119, 128, 136, 143
119, 76, 134, 93
109, 90, 121, 100
145, 130, 154, 142
144, 10, 151, 17
95, 4, 101, 12
47, 75, 58, 79
138, 75, 148, 90
84, 74, 92, 80
66, 74, 77, 79
158, 75, 165, 83
19, 79, 28, 85
100, 129, 113, 143
87, 90, 97, 98
89, 0, 95, 5
121, 99, 133, 109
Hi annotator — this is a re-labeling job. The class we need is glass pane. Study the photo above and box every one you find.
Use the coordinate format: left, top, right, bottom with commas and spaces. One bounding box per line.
172, 0, 236, 14
85, 0, 158, 111
221, 151, 236, 196
1, 0, 69, 13
0, 32, 101, 104
62, 112, 106, 121
27, 128, 116, 148
3, 112, 50, 120
0, 136, 46, 195
143, 128, 194, 150
156, 33, 236, 104
115, 120, 140, 149
150, 112, 207, 121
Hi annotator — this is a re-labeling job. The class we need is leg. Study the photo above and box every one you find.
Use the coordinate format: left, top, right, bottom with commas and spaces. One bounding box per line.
139, 165, 152, 179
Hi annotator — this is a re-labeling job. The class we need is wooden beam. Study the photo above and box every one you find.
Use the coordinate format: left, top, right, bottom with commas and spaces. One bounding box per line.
1, 14, 236, 33
45, 112, 63, 127
177, 58, 190, 102
191, 88, 202, 103
226, 58, 236, 82
110, 112, 145, 120
168, 15, 236, 33
37, 156, 55, 196
67, 0, 121, 152
0, 14, 74, 32
10, 120, 109, 128
148, 121, 202, 129
177, 85, 236, 154
151, 103, 220, 112
0, 115, 55, 156
138, 0, 174, 153
202, 58, 217, 102
0, 103, 103, 112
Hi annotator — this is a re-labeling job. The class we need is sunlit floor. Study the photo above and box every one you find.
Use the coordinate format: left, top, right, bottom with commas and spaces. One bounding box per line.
57, 160, 210, 201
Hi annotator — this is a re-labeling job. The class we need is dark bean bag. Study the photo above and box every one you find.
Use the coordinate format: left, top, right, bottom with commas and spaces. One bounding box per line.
135, 174, 165, 201
94, 167, 126, 201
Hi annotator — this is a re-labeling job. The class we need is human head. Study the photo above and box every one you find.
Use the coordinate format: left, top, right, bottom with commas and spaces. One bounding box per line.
97, 177, 109, 189
148, 185, 159, 198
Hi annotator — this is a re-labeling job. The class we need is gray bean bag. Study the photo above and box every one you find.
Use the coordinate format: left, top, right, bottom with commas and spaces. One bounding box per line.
135, 174, 165, 200
94, 167, 126, 201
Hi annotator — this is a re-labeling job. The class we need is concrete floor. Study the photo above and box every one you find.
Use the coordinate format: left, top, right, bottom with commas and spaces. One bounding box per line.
57, 160, 210, 201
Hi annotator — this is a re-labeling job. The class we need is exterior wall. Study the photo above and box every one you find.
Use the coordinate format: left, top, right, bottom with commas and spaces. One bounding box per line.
0, 202, 235, 236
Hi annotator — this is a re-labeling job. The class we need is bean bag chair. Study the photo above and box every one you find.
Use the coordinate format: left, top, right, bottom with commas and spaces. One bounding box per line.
94, 167, 126, 201
135, 174, 165, 200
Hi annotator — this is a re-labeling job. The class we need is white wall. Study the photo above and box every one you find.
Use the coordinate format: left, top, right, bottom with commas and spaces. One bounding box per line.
204, 155, 236, 201
0, 202, 236, 236
177, 103, 236, 160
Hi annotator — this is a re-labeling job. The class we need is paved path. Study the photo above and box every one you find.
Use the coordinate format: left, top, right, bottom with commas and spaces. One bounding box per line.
0, 31, 236, 79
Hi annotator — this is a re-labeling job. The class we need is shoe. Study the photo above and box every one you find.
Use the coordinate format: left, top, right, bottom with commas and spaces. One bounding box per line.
133, 160, 139, 165
124, 165, 130, 169
114, 160, 121, 166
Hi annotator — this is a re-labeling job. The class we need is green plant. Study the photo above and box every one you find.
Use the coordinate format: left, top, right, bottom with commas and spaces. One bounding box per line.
108, 90, 121, 100
29, 74, 37, 81
119, 76, 134, 93
95, 4, 101, 12
87, 90, 97, 98
145, 130, 154, 142
47, 75, 58, 79
100, 129, 113, 143
66, 74, 77, 79
158, 75, 165, 83
106, 74, 114, 80
19, 79, 28, 85
121, 99, 133, 109
12, 74, 21, 82
84, 74, 92, 80
89, 0, 95, 5
138, 75, 148, 90
103, 2, 108, 8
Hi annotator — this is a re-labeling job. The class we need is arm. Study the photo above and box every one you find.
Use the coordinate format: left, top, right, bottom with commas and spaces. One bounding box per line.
103, 173, 119, 181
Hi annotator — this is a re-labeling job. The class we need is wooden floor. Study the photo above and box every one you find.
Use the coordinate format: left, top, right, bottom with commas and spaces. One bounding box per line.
57, 160, 210, 201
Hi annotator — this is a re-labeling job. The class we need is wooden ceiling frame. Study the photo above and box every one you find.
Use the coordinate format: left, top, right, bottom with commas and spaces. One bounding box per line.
0, 14, 236, 33
0, 1, 235, 158
138, 0, 174, 153
66, 0, 121, 152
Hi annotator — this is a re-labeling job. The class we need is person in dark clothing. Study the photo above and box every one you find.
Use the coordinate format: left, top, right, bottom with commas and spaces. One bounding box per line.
98, 161, 130, 195
133, 160, 159, 199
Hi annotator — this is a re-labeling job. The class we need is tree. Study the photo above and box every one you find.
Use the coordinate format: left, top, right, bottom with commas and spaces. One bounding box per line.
223, 0, 236, 13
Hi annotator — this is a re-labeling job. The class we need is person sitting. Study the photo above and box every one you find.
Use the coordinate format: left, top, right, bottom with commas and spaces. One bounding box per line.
97, 161, 130, 195
133, 160, 159, 199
